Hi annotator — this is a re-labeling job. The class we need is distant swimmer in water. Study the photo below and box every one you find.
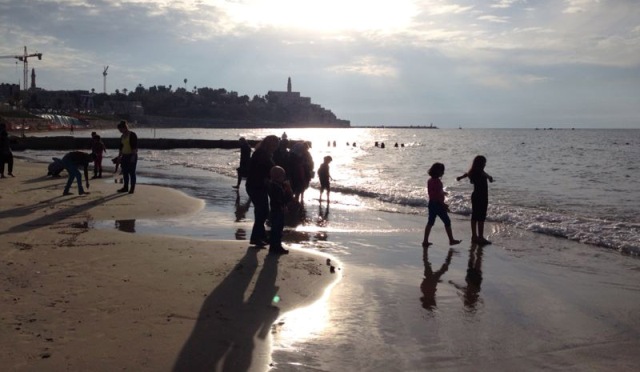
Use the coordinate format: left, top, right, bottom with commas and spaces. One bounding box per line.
457, 155, 494, 245
422, 162, 461, 247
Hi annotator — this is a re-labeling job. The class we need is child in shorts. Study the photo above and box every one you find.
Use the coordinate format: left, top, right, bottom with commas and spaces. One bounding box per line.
422, 162, 461, 247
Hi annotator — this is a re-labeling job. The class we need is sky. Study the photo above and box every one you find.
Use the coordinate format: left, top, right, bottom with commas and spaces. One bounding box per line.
1, 0, 639, 128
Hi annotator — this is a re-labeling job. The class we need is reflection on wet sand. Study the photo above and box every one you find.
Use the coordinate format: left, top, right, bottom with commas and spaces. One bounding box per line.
115, 219, 136, 233
234, 190, 251, 222
450, 244, 484, 312
421, 247, 454, 311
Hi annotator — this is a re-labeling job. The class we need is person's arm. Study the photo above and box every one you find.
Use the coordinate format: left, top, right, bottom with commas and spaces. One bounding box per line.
130, 132, 138, 154
484, 171, 494, 183
456, 173, 468, 181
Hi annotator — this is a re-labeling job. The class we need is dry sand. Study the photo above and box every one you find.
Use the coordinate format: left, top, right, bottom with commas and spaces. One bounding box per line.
0, 159, 337, 371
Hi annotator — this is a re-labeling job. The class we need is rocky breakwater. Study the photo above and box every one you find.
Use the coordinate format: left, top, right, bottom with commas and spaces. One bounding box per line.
10, 136, 309, 151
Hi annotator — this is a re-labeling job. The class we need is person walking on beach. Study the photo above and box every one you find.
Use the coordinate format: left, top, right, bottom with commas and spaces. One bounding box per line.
116, 120, 138, 194
90, 132, 107, 179
233, 137, 252, 189
57, 151, 94, 195
422, 162, 461, 247
246, 135, 280, 246
0, 122, 14, 178
457, 155, 494, 245
318, 155, 333, 203
267, 166, 292, 255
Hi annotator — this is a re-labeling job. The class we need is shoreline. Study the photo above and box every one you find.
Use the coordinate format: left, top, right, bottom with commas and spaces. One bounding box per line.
0, 159, 339, 371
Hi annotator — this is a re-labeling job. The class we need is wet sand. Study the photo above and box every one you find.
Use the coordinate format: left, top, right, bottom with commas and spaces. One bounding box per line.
0, 159, 337, 371
110, 170, 640, 371
5, 158, 639, 371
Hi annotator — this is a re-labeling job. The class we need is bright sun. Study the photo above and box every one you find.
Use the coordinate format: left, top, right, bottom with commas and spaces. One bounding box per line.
223, 0, 418, 33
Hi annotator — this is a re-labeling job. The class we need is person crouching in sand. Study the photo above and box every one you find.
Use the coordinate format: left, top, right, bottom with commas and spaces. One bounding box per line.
422, 162, 461, 247
57, 151, 95, 196
268, 166, 292, 255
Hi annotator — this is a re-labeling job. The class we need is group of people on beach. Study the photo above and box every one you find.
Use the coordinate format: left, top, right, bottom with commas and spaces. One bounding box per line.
236, 134, 334, 255
423, 156, 494, 247
54, 120, 139, 196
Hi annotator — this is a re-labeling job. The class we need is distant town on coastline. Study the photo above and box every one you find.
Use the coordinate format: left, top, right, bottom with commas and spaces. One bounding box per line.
0, 75, 350, 131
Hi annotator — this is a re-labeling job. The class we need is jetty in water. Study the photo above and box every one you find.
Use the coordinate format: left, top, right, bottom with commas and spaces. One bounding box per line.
9, 136, 308, 151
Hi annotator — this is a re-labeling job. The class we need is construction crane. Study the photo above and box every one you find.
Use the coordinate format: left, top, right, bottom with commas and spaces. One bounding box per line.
103, 66, 109, 93
0, 46, 43, 91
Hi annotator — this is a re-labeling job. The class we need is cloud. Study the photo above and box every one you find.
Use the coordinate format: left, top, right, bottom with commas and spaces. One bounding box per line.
327, 56, 398, 77
563, 0, 600, 14
477, 14, 510, 23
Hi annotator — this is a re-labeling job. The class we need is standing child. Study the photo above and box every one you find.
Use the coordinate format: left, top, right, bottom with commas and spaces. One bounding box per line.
422, 162, 461, 247
318, 155, 333, 203
90, 133, 107, 179
267, 166, 293, 255
457, 155, 494, 245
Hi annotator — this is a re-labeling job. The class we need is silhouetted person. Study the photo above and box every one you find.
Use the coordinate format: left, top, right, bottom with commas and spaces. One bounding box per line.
318, 155, 333, 204
233, 137, 252, 189
0, 122, 14, 178
381, 142, 385, 149
90, 132, 107, 179
422, 162, 461, 247
457, 155, 494, 245
246, 135, 279, 246
272, 137, 290, 173
332, 141, 336, 147
116, 120, 138, 194
394, 142, 399, 148
289, 142, 314, 203
267, 166, 292, 255
375, 141, 379, 147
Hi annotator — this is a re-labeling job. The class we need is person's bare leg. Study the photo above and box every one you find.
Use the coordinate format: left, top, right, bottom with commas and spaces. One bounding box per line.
422, 225, 433, 247
471, 220, 478, 242
445, 225, 461, 245
478, 221, 491, 245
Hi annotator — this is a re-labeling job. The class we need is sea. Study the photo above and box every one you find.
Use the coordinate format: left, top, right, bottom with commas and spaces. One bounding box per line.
21, 127, 640, 370
26, 127, 640, 255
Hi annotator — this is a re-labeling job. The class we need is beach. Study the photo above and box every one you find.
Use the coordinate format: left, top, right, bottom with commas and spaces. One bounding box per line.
3, 127, 640, 371
0, 159, 337, 371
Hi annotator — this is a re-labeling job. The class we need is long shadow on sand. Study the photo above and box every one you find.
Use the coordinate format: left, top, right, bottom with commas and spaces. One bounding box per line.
0, 193, 127, 235
173, 247, 281, 372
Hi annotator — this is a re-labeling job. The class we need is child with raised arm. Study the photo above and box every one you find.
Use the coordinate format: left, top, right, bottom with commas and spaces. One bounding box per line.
318, 155, 333, 203
422, 162, 461, 247
457, 155, 494, 245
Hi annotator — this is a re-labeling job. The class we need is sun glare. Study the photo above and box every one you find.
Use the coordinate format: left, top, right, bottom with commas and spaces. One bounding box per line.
223, 0, 417, 33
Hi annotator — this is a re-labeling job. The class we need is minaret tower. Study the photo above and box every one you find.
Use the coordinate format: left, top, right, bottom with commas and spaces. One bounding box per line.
287, 77, 291, 93
31, 68, 36, 90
